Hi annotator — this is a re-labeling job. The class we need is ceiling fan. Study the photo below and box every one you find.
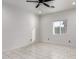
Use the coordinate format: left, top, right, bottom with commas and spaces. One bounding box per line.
26, 0, 55, 8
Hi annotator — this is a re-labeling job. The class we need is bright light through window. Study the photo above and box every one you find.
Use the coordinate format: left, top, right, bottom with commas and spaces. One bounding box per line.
53, 21, 66, 35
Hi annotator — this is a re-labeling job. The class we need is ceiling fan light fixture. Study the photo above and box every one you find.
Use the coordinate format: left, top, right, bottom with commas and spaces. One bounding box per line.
72, 1, 76, 5
38, 11, 42, 14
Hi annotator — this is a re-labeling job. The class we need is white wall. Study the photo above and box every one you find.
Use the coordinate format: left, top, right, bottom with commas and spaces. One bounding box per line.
2, 4, 39, 51
2, 3, 76, 51
40, 9, 76, 47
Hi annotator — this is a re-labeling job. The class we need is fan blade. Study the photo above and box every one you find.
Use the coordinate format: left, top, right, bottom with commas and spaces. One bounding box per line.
36, 3, 40, 8
51, 6, 55, 8
45, 0, 54, 2
50, 0, 55, 1
43, 3, 50, 7
26, 1, 38, 2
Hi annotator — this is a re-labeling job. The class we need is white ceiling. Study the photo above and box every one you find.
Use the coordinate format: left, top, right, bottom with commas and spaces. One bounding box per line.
3, 0, 76, 14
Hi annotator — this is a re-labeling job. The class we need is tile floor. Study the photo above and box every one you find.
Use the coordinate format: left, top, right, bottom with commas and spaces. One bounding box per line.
3, 43, 76, 59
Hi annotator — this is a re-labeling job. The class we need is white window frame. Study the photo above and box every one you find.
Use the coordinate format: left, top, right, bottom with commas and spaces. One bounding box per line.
53, 21, 65, 35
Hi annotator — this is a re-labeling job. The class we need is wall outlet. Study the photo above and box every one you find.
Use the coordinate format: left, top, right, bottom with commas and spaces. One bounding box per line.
48, 38, 50, 40
68, 40, 71, 43
30, 39, 32, 41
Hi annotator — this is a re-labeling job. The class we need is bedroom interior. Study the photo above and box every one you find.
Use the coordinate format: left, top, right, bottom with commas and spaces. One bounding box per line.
2, 0, 76, 59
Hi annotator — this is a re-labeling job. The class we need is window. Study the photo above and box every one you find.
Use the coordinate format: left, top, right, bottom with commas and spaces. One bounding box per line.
53, 21, 66, 35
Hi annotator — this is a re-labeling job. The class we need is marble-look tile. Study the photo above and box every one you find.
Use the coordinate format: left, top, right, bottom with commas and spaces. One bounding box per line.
3, 43, 76, 59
